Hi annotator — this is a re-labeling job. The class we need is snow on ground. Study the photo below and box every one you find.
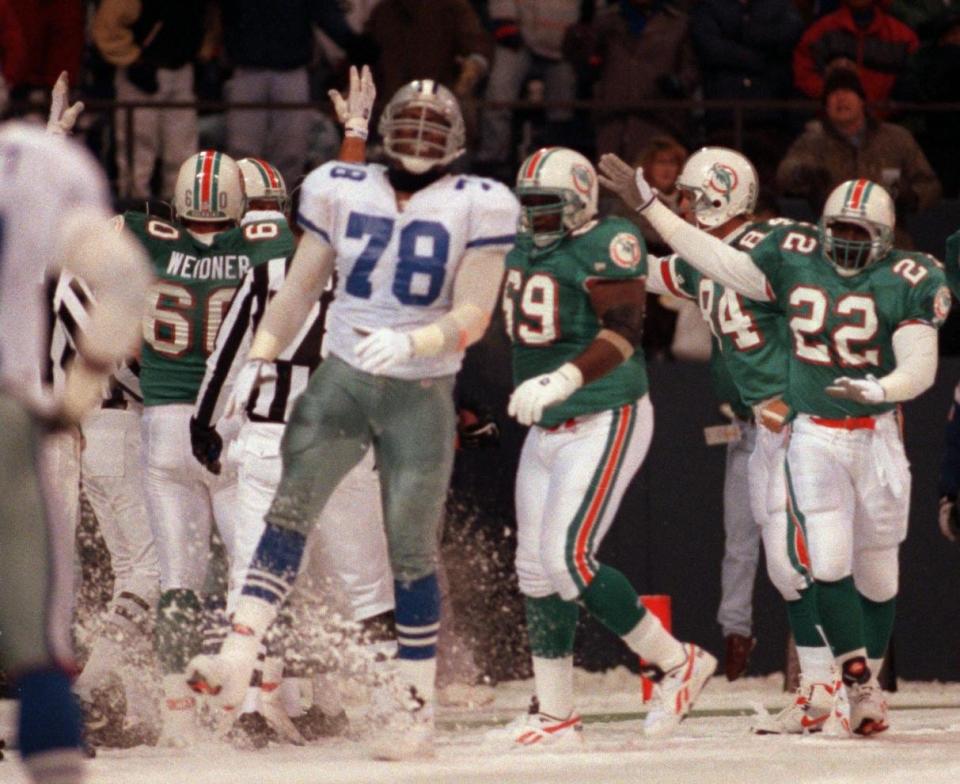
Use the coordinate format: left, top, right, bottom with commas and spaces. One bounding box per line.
3, 671, 960, 784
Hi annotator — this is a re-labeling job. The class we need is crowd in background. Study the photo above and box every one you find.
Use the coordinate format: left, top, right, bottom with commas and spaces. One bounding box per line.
4, 0, 960, 353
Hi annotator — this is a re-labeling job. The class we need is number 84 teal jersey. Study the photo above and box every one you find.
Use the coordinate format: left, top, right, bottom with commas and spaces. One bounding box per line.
296, 161, 519, 380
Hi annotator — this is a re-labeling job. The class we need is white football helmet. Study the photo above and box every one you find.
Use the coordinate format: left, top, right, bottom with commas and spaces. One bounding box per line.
676, 147, 758, 229
515, 147, 598, 250
173, 150, 243, 223
378, 79, 466, 174
819, 179, 895, 274
237, 157, 288, 212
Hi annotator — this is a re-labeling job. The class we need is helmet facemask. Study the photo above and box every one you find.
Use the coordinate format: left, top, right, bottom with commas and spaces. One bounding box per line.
821, 217, 891, 275
379, 84, 466, 175
518, 188, 584, 250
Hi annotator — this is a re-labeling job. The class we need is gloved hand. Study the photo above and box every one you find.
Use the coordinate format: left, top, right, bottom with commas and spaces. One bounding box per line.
354, 328, 413, 374
46, 70, 84, 136
225, 358, 276, 418
328, 64, 376, 141
598, 153, 657, 213
940, 495, 959, 542
492, 18, 523, 50
507, 363, 582, 426
824, 374, 885, 404
457, 407, 500, 449
190, 416, 223, 475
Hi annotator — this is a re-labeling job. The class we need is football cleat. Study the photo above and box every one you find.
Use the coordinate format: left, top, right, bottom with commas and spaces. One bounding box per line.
157, 674, 197, 748
643, 644, 717, 738
486, 698, 583, 749
367, 685, 435, 761
847, 681, 889, 736
751, 678, 839, 735
186, 628, 260, 711
258, 686, 307, 746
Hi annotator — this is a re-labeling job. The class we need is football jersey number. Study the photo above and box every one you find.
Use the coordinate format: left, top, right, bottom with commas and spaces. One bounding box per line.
788, 286, 879, 367
144, 283, 235, 357
344, 212, 450, 306
698, 282, 762, 351
502, 270, 558, 345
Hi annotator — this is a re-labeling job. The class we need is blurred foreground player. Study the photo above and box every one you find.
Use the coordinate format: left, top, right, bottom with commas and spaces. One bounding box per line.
0, 120, 150, 782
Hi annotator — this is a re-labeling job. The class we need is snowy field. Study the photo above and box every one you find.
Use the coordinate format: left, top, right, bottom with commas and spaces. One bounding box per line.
3, 671, 960, 784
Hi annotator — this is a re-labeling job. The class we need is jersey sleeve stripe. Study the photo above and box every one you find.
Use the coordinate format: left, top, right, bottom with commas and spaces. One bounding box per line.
466, 234, 516, 248
659, 258, 687, 299
296, 212, 331, 244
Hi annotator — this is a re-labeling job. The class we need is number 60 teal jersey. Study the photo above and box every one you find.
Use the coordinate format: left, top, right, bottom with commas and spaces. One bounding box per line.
749, 223, 950, 418
503, 217, 649, 428
126, 212, 294, 406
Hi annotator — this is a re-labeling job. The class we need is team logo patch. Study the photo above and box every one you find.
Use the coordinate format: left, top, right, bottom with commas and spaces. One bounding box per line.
707, 164, 738, 204
934, 285, 952, 325
571, 164, 593, 195
609, 232, 642, 269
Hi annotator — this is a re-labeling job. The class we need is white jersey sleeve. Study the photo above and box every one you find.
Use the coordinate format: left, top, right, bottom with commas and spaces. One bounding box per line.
298, 163, 519, 379
0, 124, 111, 403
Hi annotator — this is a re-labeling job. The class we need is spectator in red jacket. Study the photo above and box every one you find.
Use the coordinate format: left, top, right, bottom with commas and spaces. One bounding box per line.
8, 0, 82, 91
0, 0, 26, 103
793, 0, 917, 105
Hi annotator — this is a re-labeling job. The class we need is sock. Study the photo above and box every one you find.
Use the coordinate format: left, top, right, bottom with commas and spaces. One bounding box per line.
395, 573, 440, 704
622, 611, 686, 672
579, 565, 645, 637
786, 589, 833, 683
815, 577, 865, 659
241, 523, 306, 608
796, 644, 835, 685
859, 593, 895, 661
526, 594, 578, 658
532, 655, 575, 719
156, 588, 203, 674
17, 667, 82, 758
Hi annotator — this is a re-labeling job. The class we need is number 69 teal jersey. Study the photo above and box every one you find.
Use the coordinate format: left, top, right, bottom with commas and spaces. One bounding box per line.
750, 223, 951, 418
296, 161, 520, 380
503, 217, 649, 427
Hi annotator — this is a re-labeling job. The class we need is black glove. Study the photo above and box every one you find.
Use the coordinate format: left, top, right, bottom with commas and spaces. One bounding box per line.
940, 495, 959, 542
458, 407, 500, 449
125, 61, 159, 95
190, 416, 223, 475
492, 18, 523, 50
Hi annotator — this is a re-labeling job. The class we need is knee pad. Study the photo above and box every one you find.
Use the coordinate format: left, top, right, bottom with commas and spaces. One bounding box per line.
809, 553, 850, 585
853, 547, 899, 602
515, 551, 552, 598
764, 555, 804, 602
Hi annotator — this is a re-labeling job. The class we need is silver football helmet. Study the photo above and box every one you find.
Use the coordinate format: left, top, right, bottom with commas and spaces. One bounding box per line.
378, 79, 466, 174
237, 157, 288, 213
515, 147, 598, 250
173, 150, 243, 223
819, 179, 895, 275
676, 147, 758, 229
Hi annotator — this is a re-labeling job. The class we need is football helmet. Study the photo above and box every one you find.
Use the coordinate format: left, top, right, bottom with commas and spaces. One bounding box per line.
173, 150, 243, 223
378, 79, 465, 174
515, 147, 598, 249
676, 147, 758, 229
238, 157, 288, 213
819, 179, 895, 275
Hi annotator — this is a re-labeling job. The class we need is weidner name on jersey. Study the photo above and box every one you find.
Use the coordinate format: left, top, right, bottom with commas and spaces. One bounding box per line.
165, 252, 251, 280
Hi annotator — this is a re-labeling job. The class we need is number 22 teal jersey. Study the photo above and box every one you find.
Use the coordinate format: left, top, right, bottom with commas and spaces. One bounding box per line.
749, 223, 951, 418
503, 217, 649, 428
128, 212, 294, 406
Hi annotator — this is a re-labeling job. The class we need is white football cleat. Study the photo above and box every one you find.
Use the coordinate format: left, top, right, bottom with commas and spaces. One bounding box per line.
643, 644, 717, 738
847, 681, 888, 736
752, 678, 839, 735
486, 700, 583, 749
157, 674, 197, 748
186, 629, 260, 712
367, 684, 435, 761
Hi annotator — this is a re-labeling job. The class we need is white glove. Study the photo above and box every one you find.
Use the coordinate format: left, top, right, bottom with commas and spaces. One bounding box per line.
328, 64, 376, 140
225, 358, 276, 418
46, 70, 84, 136
597, 153, 657, 212
824, 374, 885, 404
354, 328, 414, 374
507, 363, 583, 426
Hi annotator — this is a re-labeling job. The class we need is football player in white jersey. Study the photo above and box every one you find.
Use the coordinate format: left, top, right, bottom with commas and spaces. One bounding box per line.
187, 77, 520, 760
0, 121, 150, 784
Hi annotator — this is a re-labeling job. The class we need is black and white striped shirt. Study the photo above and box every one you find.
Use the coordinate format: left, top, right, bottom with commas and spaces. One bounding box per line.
49, 271, 142, 407
194, 254, 333, 427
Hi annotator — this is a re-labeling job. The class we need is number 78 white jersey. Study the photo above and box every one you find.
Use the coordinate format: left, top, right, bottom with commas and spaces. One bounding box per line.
296, 161, 519, 379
